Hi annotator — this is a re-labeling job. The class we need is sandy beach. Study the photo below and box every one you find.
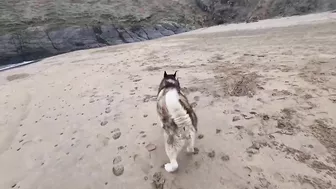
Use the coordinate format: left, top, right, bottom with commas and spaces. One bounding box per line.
1, 12, 336, 189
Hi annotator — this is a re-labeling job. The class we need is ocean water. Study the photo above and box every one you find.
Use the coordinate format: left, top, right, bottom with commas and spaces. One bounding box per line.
0, 60, 35, 72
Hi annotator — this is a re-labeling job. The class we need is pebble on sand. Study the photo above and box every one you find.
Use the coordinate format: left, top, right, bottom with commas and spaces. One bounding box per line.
145, 143, 156, 151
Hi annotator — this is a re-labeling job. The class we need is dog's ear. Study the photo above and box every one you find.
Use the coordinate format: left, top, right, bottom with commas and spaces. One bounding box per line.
164, 71, 168, 78
173, 71, 177, 78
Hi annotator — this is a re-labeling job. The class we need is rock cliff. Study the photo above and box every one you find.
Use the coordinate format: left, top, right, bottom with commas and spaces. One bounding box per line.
0, 0, 335, 65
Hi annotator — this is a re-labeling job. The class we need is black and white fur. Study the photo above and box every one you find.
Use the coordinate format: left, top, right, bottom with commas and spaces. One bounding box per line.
156, 71, 198, 173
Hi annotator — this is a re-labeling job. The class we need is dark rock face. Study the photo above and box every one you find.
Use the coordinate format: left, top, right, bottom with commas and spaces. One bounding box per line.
1, 0, 335, 66
195, 0, 336, 25
48, 26, 101, 53
0, 34, 23, 65
0, 23, 189, 66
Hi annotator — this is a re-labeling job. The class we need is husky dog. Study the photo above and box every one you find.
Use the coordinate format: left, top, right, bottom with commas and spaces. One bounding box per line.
156, 71, 198, 173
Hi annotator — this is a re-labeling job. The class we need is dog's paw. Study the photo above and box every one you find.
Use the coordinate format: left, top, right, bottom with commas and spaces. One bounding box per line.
164, 163, 178, 173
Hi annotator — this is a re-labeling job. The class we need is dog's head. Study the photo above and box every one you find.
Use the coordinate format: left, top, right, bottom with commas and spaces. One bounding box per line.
158, 71, 180, 93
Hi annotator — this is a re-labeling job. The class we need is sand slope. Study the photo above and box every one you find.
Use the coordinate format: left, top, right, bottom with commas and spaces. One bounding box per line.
1, 12, 336, 189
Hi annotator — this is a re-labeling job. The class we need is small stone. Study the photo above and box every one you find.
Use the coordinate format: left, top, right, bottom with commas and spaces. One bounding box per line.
89, 99, 95, 103
232, 116, 240, 122
144, 176, 148, 181
198, 134, 204, 139
153, 123, 157, 126
145, 143, 156, 151
112, 165, 124, 176
221, 155, 230, 161
113, 156, 122, 164
143, 114, 148, 118
208, 150, 216, 158
112, 132, 121, 140
101, 120, 108, 126
216, 129, 221, 134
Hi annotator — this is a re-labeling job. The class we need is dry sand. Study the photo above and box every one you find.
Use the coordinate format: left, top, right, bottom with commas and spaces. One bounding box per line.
1, 12, 336, 189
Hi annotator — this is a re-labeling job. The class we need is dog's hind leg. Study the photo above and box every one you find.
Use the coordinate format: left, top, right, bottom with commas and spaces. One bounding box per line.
164, 133, 183, 173
186, 129, 196, 153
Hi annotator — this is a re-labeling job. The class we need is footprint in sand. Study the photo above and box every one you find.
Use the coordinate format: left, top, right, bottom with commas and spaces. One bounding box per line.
140, 131, 146, 138
105, 107, 112, 114
113, 156, 122, 164
221, 154, 230, 161
151, 172, 165, 189
208, 150, 216, 158
243, 166, 252, 177
273, 172, 285, 182
232, 116, 241, 122
100, 120, 108, 126
112, 156, 124, 176
111, 128, 121, 140
134, 154, 153, 174
193, 147, 199, 155
193, 96, 200, 101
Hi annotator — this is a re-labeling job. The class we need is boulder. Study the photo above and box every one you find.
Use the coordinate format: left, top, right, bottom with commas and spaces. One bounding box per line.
48, 26, 100, 53
154, 25, 175, 36
0, 34, 22, 65
19, 27, 58, 61
99, 25, 124, 45
142, 27, 164, 40
0, 23, 189, 66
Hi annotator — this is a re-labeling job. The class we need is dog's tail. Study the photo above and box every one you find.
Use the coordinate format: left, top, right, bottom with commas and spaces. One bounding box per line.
165, 89, 192, 128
